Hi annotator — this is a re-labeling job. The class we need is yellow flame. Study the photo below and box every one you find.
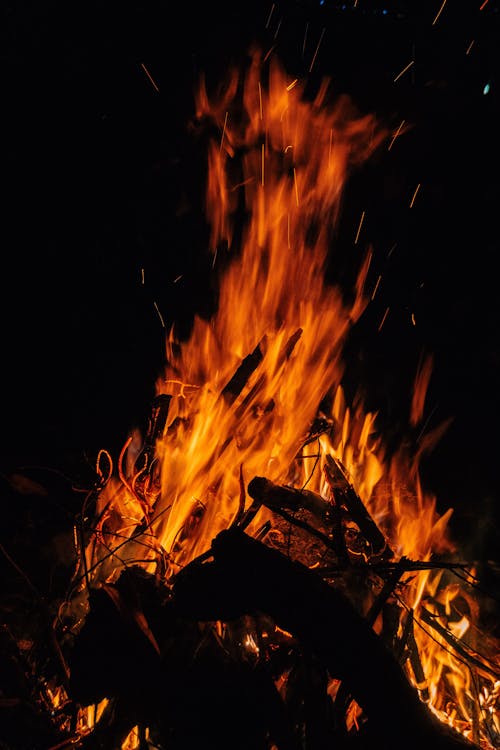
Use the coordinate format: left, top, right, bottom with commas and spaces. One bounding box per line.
83, 47, 499, 747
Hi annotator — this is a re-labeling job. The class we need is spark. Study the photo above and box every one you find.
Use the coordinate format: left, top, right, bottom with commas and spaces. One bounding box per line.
173, 275, 183, 283
265, 3, 275, 28
273, 17, 283, 40
432, 0, 448, 26
231, 177, 255, 191
378, 306, 390, 332
262, 144, 265, 187
409, 183, 421, 208
140, 63, 159, 93
263, 46, 275, 64
220, 111, 228, 152
309, 27, 326, 73
466, 39, 475, 55
411, 312, 416, 326
479, 0, 490, 10
286, 79, 298, 92
140, 267, 145, 285
293, 167, 300, 206
387, 242, 397, 258
302, 22, 309, 58
354, 210, 365, 244
388, 119, 406, 150
394, 60, 414, 83
259, 83, 263, 119
153, 301, 166, 328
328, 128, 333, 168
371, 274, 382, 301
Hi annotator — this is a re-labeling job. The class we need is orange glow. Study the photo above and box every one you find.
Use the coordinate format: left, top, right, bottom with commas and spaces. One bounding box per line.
78, 48, 499, 747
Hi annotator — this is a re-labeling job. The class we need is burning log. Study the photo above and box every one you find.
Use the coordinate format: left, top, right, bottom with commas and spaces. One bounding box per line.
246, 471, 392, 571
173, 528, 477, 750
323, 454, 393, 560
221, 338, 266, 405
67, 565, 301, 750
248, 476, 332, 523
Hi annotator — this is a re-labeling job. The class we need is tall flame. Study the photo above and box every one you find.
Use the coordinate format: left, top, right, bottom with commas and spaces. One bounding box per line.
153, 48, 386, 564
83, 47, 499, 747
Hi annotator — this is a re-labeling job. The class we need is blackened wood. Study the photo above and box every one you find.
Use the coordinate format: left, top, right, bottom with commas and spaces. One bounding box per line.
365, 559, 406, 627
248, 476, 331, 522
133, 394, 172, 501
247, 476, 338, 552
419, 606, 499, 681
407, 620, 430, 703
173, 529, 477, 750
221, 339, 265, 404
324, 455, 393, 559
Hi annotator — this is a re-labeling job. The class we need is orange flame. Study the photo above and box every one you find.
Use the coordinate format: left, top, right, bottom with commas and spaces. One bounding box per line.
83, 47, 499, 747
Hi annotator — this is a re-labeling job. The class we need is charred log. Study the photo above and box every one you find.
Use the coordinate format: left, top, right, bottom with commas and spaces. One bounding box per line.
324, 455, 393, 559
68, 565, 300, 750
173, 529, 477, 750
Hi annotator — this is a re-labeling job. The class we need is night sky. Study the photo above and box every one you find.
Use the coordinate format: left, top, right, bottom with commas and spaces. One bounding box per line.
2, 1, 499, 560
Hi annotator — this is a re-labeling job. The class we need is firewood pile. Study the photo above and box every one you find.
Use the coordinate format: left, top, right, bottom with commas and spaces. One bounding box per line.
1, 395, 499, 750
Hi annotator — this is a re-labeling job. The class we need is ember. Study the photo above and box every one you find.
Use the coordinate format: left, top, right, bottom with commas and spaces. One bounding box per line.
2, 33, 499, 750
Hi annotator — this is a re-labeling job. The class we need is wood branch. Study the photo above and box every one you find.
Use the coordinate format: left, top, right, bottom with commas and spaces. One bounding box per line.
248, 476, 331, 523
324, 454, 393, 559
133, 393, 172, 501
246, 475, 340, 557
68, 565, 301, 749
222, 328, 303, 410
173, 529, 477, 750
419, 606, 500, 682
221, 338, 266, 404
365, 558, 407, 627
407, 616, 431, 703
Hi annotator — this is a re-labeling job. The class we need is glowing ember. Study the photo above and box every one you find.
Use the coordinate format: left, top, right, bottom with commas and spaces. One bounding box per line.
75, 47, 499, 748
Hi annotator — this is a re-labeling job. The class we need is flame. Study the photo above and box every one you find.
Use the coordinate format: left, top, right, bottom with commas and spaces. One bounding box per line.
79, 47, 499, 747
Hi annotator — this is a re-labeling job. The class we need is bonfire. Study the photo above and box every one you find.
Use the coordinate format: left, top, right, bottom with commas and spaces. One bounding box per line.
1, 45, 498, 750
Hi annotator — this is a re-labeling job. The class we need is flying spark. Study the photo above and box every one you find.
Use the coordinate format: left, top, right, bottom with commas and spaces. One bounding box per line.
388, 120, 406, 150
371, 275, 382, 301
293, 168, 300, 206
394, 60, 414, 83
153, 301, 166, 328
309, 27, 326, 73
354, 210, 365, 244
432, 0, 448, 26
378, 306, 390, 332
140, 63, 160, 93
265, 3, 275, 28
302, 22, 309, 58
220, 112, 229, 152
466, 39, 476, 55
409, 183, 421, 208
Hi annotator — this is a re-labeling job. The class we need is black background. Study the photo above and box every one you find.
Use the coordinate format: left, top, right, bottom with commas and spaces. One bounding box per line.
2, 0, 499, 560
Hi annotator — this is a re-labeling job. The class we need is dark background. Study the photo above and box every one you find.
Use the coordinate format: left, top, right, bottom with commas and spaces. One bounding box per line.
1, 0, 499, 560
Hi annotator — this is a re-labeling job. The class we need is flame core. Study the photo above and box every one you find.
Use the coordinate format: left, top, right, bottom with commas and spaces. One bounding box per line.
82, 48, 499, 747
